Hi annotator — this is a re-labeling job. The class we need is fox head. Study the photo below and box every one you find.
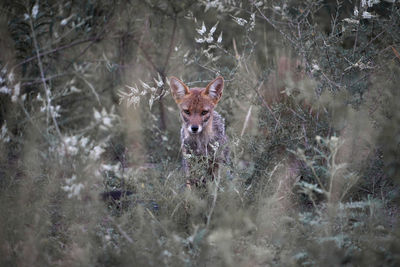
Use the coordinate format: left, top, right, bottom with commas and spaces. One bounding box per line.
170, 76, 224, 135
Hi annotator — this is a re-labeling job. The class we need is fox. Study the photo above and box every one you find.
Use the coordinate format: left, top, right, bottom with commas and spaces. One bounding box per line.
169, 76, 229, 186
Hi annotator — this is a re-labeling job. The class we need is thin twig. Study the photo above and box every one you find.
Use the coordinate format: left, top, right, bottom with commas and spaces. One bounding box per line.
360, 30, 386, 52
13, 36, 101, 70
131, 37, 162, 74
29, 16, 64, 142
254, 5, 296, 46
352, 23, 360, 59
206, 168, 221, 228
65, 30, 106, 70
18, 101, 51, 144
241, 105, 253, 137
252, 80, 280, 126
76, 74, 101, 105
107, 216, 134, 244
162, 15, 178, 73
21, 73, 69, 86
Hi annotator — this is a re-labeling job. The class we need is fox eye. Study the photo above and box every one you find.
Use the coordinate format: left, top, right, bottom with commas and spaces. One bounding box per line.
183, 109, 190, 115
201, 110, 209, 116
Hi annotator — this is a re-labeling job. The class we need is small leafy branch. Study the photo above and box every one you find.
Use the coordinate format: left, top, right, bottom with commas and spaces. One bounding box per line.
118, 73, 166, 109
290, 135, 359, 205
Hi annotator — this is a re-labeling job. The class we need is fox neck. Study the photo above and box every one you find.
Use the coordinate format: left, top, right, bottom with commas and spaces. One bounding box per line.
183, 115, 214, 157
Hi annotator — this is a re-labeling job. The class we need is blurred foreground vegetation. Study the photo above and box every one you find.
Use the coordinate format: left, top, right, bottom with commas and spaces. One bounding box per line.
0, 0, 400, 266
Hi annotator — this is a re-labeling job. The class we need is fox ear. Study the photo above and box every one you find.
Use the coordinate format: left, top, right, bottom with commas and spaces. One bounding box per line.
170, 77, 189, 103
204, 76, 224, 104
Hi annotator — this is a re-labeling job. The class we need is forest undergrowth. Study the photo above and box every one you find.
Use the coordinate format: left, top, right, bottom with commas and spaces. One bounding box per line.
0, 0, 399, 266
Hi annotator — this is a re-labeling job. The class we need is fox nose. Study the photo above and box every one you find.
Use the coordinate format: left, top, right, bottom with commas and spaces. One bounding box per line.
191, 125, 199, 133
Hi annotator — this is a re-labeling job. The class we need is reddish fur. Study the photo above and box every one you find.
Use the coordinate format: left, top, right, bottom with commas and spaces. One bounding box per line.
179, 89, 215, 128
169, 76, 228, 186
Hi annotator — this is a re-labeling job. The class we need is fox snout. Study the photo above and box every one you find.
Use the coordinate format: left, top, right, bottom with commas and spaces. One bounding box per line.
189, 124, 201, 134
183, 113, 205, 134
181, 111, 207, 134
